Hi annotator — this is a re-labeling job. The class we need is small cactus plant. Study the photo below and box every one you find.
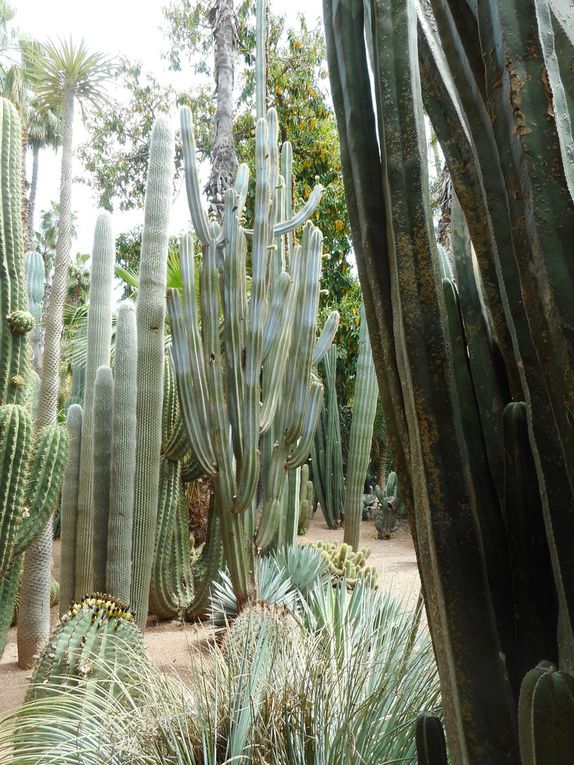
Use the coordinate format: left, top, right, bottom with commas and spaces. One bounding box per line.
309, 541, 377, 588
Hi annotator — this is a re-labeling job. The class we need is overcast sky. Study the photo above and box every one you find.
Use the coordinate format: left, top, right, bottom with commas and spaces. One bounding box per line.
14, 0, 325, 255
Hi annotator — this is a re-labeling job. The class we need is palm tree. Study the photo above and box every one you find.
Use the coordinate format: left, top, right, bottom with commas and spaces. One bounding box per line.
25, 101, 61, 249
206, 0, 238, 219
17, 38, 114, 669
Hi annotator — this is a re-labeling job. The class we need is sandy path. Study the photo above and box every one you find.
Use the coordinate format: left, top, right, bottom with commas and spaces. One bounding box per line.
0, 513, 419, 716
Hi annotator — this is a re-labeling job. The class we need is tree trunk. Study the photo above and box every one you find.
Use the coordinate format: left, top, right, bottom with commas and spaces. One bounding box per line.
205, 0, 238, 219
27, 144, 40, 251
17, 87, 75, 669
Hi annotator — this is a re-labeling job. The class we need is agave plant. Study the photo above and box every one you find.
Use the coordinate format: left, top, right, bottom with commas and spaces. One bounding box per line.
209, 543, 331, 625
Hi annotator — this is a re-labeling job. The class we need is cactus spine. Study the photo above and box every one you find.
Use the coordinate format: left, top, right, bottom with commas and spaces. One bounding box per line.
106, 302, 137, 603
74, 212, 115, 597
131, 116, 174, 628
343, 307, 378, 550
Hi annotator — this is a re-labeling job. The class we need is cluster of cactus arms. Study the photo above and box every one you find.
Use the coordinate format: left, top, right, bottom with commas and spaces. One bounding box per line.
311, 344, 344, 529
0, 99, 68, 657
168, 98, 338, 607
324, 0, 574, 762
309, 541, 377, 588
59, 117, 179, 629
26, 594, 144, 702
342, 307, 378, 550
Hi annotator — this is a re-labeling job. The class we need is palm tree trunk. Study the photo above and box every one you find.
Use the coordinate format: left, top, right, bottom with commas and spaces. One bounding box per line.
27, 143, 40, 251
17, 87, 75, 669
206, 0, 238, 219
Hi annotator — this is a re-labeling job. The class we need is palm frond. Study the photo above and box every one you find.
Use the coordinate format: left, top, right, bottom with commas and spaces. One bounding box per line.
25, 37, 115, 116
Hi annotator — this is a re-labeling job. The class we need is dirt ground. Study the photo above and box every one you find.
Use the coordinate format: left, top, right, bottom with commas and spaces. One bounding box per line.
0, 512, 419, 717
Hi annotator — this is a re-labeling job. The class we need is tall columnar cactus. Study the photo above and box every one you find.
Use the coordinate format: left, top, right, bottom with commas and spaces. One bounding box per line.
59, 404, 82, 616
149, 357, 197, 619
92, 366, 114, 592
106, 301, 137, 604
57, 120, 178, 628
131, 116, 174, 628
0, 99, 68, 658
312, 344, 345, 529
323, 0, 573, 761
343, 307, 378, 550
74, 212, 115, 597
168, 101, 338, 607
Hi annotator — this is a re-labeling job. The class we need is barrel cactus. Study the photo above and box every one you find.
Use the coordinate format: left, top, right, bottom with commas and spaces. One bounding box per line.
26, 594, 144, 702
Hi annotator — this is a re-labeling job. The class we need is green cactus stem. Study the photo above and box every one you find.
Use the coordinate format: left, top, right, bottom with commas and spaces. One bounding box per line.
106, 302, 137, 604
312, 344, 344, 529
415, 712, 448, 765
74, 212, 115, 597
343, 307, 378, 550
59, 404, 82, 616
91, 366, 114, 593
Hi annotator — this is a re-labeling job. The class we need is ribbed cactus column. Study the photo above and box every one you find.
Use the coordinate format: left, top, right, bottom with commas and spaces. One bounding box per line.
106, 302, 137, 603
0, 99, 29, 408
74, 212, 115, 597
343, 307, 378, 550
59, 404, 82, 615
131, 117, 174, 628
92, 365, 113, 592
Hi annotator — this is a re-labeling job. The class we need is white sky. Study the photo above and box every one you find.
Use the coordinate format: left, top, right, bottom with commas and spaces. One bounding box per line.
14, 0, 325, 255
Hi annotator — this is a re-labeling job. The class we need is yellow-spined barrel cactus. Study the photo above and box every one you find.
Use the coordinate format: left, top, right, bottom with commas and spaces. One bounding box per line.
26, 594, 144, 702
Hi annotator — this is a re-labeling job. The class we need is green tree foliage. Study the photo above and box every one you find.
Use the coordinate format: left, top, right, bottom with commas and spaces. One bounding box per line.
77, 60, 183, 211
